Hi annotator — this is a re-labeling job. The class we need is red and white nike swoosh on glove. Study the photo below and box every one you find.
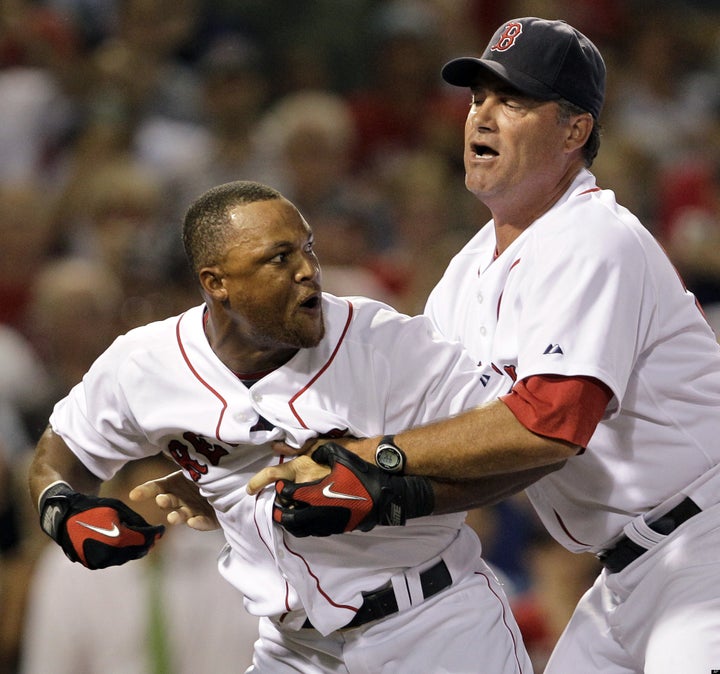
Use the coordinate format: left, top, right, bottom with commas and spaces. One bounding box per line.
39, 482, 165, 569
273, 442, 434, 537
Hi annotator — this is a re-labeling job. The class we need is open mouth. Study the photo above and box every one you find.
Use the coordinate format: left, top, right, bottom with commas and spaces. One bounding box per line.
471, 143, 498, 159
299, 294, 321, 310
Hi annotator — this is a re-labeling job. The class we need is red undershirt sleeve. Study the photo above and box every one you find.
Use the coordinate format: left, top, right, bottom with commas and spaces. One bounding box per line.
500, 374, 613, 448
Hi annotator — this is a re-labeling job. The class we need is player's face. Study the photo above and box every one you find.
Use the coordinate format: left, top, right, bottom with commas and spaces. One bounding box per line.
213, 198, 324, 351
462, 77, 579, 215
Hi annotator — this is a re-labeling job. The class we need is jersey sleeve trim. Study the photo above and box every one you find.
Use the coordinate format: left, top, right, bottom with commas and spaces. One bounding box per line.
501, 374, 612, 447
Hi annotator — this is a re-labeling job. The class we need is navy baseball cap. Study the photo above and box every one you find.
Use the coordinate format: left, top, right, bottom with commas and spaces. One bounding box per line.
441, 17, 606, 120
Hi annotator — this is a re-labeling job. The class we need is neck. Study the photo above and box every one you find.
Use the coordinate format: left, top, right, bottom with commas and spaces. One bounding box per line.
203, 310, 297, 374
490, 166, 583, 255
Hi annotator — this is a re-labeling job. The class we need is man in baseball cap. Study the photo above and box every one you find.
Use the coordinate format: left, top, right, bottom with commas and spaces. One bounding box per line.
248, 12, 720, 674
441, 17, 606, 120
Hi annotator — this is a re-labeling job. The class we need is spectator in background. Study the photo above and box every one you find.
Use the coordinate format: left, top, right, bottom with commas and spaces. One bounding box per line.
0, 182, 55, 334
161, 32, 273, 224
0, 0, 84, 185
345, 0, 468, 177
656, 157, 720, 311
50, 158, 179, 327
22, 258, 125, 439
252, 89, 399, 304
0, 325, 50, 459
608, 10, 716, 170
373, 149, 481, 314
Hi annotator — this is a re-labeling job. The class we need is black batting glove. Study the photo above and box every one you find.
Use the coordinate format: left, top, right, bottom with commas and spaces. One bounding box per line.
39, 482, 165, 569
273, 442, 434, 537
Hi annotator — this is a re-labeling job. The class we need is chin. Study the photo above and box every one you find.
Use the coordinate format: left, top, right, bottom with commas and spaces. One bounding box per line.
292, 318, 325, 349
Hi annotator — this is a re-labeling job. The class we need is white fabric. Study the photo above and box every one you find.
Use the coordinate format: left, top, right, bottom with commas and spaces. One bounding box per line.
49, 293, 530, 671
544, 503, 720, 674
425, 169, 720, 552
252, 558, 527, 674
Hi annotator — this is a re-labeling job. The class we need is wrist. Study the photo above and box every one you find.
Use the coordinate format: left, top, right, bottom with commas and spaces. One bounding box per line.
400, 475, 435, 519
38, 481, 75, 541
374, 435, 407, 474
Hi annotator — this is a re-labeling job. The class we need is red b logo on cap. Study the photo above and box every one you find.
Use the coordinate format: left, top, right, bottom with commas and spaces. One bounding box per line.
490, 22, 522, 52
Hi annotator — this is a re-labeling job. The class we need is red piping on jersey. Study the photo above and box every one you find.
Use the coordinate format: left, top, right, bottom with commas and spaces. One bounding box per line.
476, 570, 526, 673
578, 187, 601, 195
496, 258, 521, 318
176, 312, 229, 443
554, 509, 591, 547
250, 483, 296, 618
282, 539, 358, 616
288, 301, 354, 429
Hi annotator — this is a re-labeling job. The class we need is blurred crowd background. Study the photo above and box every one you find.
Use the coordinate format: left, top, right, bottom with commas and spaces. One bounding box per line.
1, 0, 720, 672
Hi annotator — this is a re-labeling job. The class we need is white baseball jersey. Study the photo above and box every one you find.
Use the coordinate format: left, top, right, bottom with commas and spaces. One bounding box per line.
425, 168, 720, 553
50, 294, 496, 636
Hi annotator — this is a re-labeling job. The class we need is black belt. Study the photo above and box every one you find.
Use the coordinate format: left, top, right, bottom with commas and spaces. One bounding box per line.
598, 497, 701, 574
303, 559, 452, 630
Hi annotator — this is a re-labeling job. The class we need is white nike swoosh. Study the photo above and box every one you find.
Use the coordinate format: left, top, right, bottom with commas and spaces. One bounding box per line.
76, 521, 121, 537
321, 483, 368, 501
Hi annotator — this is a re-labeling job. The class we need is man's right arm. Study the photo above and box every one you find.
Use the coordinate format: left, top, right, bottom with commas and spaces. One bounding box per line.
28, 425, 165, 569
28, 426, 103, 508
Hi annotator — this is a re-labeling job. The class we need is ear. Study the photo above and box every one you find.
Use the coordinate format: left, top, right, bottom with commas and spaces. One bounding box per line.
565, 113, 593, 153
199, 267, 228, 302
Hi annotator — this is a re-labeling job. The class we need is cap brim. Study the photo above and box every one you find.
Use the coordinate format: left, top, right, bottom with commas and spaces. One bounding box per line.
441, 57, 560, 102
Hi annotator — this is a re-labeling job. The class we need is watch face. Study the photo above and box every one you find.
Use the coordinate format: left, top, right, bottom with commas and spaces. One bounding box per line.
376, 444, 403, 472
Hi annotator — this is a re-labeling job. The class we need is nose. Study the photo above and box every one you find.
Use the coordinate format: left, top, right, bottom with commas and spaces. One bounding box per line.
294, 250, 320, 283
468, 95, 497, 132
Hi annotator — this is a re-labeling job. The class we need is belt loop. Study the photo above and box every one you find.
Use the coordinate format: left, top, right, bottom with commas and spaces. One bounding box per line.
390, 574, 413, 611
403, 567, 426, 607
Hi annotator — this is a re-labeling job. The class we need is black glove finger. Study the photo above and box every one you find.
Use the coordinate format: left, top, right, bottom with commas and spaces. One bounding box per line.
276, 503, 351, 537
275, 477, 323, 505
313, 442, 373, 474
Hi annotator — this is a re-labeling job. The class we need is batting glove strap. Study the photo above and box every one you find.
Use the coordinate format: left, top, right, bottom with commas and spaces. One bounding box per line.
38, 483, 165, 570
273, 442, 434, 537
38, 481, 75, 541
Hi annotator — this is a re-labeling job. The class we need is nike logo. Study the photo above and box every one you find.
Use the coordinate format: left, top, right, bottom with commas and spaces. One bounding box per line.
76, 521, 121, 537
321, 483, 368, 501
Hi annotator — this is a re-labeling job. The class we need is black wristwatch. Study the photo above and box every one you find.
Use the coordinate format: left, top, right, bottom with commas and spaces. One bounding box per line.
375, 435, 406, 474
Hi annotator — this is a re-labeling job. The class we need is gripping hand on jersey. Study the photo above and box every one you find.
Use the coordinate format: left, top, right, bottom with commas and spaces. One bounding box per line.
270, 442, 435, 537
39, 482, 165, 569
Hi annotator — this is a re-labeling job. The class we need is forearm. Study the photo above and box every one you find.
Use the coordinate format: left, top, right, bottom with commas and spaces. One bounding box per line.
382, 399, 578, 480
28, 425, 102, 509
431, 460, 566, 514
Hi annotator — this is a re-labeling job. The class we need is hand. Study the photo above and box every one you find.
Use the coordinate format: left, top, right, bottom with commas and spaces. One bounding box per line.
129, 470, 219, 531
270, 436, 378, 464
247, 456, 331, 495
39, 482, 165, 569
256, 442, 435, 537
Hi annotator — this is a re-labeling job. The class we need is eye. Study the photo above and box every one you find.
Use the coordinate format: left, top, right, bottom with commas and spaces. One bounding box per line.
269, 252, 288, 264
502, 96, 525, 109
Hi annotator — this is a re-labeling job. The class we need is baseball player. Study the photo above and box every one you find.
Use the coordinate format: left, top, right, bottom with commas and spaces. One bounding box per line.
27, 181, 535, 673
252, 18, 720, 674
